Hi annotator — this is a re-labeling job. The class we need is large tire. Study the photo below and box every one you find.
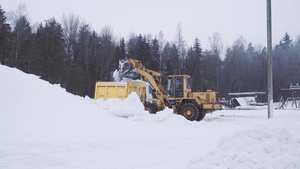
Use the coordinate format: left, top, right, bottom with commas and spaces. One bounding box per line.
180, 103, 199, 121
144, 102, 157, 114
196, 109, 206, 121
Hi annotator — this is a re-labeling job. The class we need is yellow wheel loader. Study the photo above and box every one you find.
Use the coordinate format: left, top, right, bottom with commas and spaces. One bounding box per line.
119, 59, 222, 121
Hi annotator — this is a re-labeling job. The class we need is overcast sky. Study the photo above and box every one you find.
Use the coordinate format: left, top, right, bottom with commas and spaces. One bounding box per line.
2, 0, 300, 50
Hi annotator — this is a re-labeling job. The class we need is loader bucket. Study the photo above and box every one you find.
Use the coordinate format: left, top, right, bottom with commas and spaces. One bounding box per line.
120, 60, 132, 74
118, 60, 139, 80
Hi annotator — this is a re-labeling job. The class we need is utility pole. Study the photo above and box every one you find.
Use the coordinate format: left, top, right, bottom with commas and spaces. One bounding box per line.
267, 0, 273, 119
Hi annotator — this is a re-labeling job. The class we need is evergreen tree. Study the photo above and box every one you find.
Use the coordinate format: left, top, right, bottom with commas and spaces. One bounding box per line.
160, 42, 180, 86
150, 37, 160, 71
161, 42, 171, 85
120, 38, 126, 59
127, 34, 137, 58
98, 26, 116, 81
222, 37, 246, 94
273, 32, 296, 100
34, 18, 68, 85
190, 37, 203, 91
161, 42, 170, 73
256, 47, 267, 92
127, 34, 151, 67
202, 50, 218, 91
0, 6, 11, 65
67, 24, 94, 96
280, 32, 292, 49
114, 38, 126, 61
290, 37, 300, 85
138, 34, 151, 66
170, 44, 180, 75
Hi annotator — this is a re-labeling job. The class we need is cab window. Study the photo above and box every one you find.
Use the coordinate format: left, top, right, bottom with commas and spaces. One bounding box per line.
167, 77, 174, 97
176, 77, 183, 90
186, 77, 191, 89
175, 77, 183, 97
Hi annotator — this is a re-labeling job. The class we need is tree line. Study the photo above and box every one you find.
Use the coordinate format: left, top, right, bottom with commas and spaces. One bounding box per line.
0, 6, 299, 101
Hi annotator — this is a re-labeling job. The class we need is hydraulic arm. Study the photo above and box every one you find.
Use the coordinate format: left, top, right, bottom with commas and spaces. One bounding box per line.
120, 59, 167, 109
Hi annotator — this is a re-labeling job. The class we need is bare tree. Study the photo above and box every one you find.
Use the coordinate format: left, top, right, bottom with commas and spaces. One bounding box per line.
208, 32, 223, 58
175, 23, 186, 74
158, 31, 166, 73
208, 32, 223, 92
7, 4, 32, 67
7, 4, 27, 28
62, 14, 81, 60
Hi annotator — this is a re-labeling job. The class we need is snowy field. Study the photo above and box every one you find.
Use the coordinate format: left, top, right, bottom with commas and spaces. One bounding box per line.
0, 64, 300, 169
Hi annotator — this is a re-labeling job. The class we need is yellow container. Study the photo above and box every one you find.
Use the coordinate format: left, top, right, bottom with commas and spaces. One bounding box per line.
94, 81, 147, 102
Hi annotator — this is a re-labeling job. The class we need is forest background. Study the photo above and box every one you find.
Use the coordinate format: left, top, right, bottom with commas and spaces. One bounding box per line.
0, 5, 299, 101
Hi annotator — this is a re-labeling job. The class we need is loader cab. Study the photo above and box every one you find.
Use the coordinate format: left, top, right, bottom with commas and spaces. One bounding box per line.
167, 75, 191, 98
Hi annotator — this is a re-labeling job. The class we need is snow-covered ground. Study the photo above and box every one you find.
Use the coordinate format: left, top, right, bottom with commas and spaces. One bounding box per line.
0, 64, 300, 169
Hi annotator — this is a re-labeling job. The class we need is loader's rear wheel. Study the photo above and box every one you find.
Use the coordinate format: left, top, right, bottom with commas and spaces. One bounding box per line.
180, 103, 199, 121
144, 103, 157, 114
196, 109, 206, 121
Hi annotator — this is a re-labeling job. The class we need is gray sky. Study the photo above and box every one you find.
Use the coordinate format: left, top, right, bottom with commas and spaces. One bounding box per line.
2, 0, 300, 50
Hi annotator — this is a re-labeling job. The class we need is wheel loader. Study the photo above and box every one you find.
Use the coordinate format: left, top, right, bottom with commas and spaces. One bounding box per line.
119, 59, 222, 121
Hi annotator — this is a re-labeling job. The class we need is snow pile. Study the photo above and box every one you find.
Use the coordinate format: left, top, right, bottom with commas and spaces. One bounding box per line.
94, 92, 177, 122
97, 92, 148, 117
189, 128, 300, 169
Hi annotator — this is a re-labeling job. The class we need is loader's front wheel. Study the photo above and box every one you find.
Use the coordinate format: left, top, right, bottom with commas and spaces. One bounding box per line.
196, 109, 206, 121
144, 103, 157, 114
180, 103, 199, 121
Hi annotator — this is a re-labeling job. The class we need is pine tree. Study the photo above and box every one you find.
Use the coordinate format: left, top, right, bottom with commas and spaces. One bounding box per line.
184, 47, 194, 75
161, 42, 171, 85
280, 32, 292, 49
222, 37, 246, 94
98, 26, 116, 81
191, 37, 203, 91
120, 38, 126, 59
150, 37, 160, 71
0, 6, 11, 65
170, 44, 179, 75
114, 38, 126, 61
127, 34, 151, 67
34, 18, 68, 85
69, 24, 94, 96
